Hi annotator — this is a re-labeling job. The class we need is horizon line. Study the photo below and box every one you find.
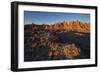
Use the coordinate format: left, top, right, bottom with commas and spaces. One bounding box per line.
24, 20, 90, 25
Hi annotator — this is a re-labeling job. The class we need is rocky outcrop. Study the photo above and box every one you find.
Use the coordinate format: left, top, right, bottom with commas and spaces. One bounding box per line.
45, 21, 90, 33
24, 20, 90, 61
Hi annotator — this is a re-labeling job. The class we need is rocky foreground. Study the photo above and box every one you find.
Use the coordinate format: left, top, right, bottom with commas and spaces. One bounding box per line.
24, 21, 90, 62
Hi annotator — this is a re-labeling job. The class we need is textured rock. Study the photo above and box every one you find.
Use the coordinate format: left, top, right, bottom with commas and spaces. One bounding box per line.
44, 21, 90, 33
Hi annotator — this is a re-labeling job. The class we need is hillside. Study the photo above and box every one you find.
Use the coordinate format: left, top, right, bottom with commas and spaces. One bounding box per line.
24, 20, 90, 62
45, 21, 90, 33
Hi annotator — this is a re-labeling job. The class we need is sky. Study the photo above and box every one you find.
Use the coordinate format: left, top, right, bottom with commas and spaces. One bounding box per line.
24, 11, 90, 25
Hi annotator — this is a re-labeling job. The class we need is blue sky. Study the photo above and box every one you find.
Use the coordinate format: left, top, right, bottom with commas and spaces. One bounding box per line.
24, 11, 90, 25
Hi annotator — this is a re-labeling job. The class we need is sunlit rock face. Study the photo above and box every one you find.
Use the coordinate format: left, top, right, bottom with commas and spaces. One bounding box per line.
44, 21, 90, 33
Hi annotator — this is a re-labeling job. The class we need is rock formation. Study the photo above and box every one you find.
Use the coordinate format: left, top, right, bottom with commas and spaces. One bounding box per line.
44, 20, 90, 33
